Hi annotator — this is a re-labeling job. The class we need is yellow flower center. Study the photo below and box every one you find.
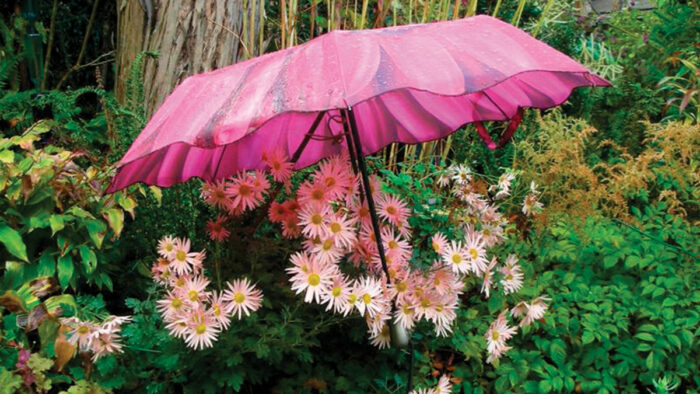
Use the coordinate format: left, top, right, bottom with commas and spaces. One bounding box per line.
386, 206, 397, 215
506, 274, 513, 281
492, 330, 499, 341
238, 184, 251, 197
171, 298, 183, 309
330, 222, 342, 234
196, 323, 207, 335
388, 240, 398, 249
469, 248, 478, 260
175, 250, 187, 262
324, 177, 336, 188
308, 273, 321, 286
420, 298, 431, 308
311, 213, 323, 225
348, 294, 357, 305
213, 305, 221, 316
188, 290, 199, 301
165, 244, 174, 252
452, 254, 462, 264
175, 278, 185, 287
436, 304, 444, 312
396, 281, 408, 293
322, 240, 334, 251
362, 293, 372, 305
332, 287, 342, 297
78, 325, 90, 335
234, 292, 246, 304
432, 242, 440, 252
311, 189, 324, 201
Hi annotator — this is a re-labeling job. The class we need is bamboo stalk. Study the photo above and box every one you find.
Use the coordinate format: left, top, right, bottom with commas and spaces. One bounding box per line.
281, 0, 287, 47
259, 0, 265, 55
466, 0, 477, 17
250, 0, 256, 53
491, 0, 502, 17
441, 135, 453, 162
452, 0, 460, 19
531, 0, 553, 38
360, 0, 369, 28
511, 0, 526, 26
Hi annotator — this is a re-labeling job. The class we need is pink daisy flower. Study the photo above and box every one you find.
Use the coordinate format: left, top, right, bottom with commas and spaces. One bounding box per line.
431, 232, 448, 255
62, 317, 97, 351
311, 237, 344, 265
209, 291, 233, 329
485, 310, 518, 364
480, 257, 499, 298
313, 158, 350, 200
156, 291, 187, 321
251, 169, 271, 198
297, 202, 331, 239
394, 301, 416, 331
297, 180, 331, 206
464, 231, 488, 275
512, 296, 550, 327
522, 193, 543, 216
324, 213, 357, 249
441, 240, 470, 275
206, 215, 230, 242
288, 258, 335, 304
223, 278, 263, 319
184, 307, 220, 350
376, 194, 410, 227
183, 275, 210, 303
262, 148, 293, 183
227, 172, 262, 211
430, 294, 458, 337
170, 238, 199, 275
268, 201, 289, 223
164, 312, 190, 338
354, 276, 387, 318
321, 274, 352, 314
281, 217, 302, 239
500, 255, 524, 294
201, 179, 232, 211
369, 323, 392, 349
157, 235, 177, 259
382, 227, 412, 264
90, 330, 125, 361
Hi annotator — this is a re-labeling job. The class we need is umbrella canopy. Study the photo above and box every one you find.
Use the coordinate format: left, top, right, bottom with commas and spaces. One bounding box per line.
108, 15, 609, 192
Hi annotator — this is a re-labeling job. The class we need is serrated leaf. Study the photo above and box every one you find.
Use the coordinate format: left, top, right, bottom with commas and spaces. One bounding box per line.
0, 222, 28, 261
57, 255, 73, 289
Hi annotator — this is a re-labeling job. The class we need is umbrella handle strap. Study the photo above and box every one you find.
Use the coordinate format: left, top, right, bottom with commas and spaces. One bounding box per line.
474, 108, 524, 150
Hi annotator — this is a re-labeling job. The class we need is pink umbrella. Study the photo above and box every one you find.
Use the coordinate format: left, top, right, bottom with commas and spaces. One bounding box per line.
108, 15, 609, 286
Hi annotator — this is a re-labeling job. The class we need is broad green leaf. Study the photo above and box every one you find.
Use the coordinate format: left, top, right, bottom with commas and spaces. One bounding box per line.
0, 223, 28, 261
635, 332, 655, 342
79, 245, 97, 274
84, 220, 106, 248
49, 215, 65, 235
582, 330, 595, 344
38, 252, 55, 276
102, 208, 124, 238
57, 255, 74, 289
0, 150, 14, 163
550, 340, 566, 366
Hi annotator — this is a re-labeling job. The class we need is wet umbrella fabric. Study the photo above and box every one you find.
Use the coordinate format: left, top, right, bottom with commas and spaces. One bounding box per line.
108, 15, 609, 192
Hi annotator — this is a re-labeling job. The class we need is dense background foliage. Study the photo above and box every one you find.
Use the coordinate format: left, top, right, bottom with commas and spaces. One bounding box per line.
1, 0, 697, 393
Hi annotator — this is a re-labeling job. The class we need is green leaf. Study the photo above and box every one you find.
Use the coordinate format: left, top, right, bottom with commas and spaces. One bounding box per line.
78, 245, 97, 274
645, 352, 654, 370
635, 332, 655, 342
49, 215, 65, 235
102, 208, 124, 237
84, 219, 106, 248
582, 330, 595, 344
0, 150, 14, 163
538, 380, 552, 393
37, 252, 55, 276
57, 255, 74, 289
0, 222, 28, 261
550, 340, 566, 366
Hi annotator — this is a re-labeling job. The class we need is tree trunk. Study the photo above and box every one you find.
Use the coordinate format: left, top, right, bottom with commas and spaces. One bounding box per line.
115, 0, 261, 116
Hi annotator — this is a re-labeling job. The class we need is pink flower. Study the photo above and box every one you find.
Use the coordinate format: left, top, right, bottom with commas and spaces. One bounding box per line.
262, 148, 293, 183
441, 240, 469, 275
156, 291, 187, 321
223, 278, 263, 319
369, 323, 391, 349
209, 291, 233, 329
354, 276, 387, 318
206, 215, 230, 242
157, 235, 177, 259
227, 172, 263, 211
430, 294, 458, 337
297, 202, 331, 239
170, 238, 199, 275
288, 258, 335, 304
297, 180, 331, 206
377, 194, 410, 228
394, 301, 416, 331
184, 307, 220, 350
311, 237, 344, 265
512, 296, 550, 327
182, 275, 210, 303
268, 201, 289, 223
201, 179, 232, 211
464, 230, 488, 275
485, 310, 518, 363
431, 233, 448, 255
480, 257, 499, 298
321, 274, 352, 314
313, 158, 350, 200
324, 213, 357, 249
500, 255, 524, 294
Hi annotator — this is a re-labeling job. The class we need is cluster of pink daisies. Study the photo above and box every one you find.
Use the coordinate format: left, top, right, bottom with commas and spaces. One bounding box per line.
60, 315, 131, 361
198, 148, 549, 363
151, 236, 263, 350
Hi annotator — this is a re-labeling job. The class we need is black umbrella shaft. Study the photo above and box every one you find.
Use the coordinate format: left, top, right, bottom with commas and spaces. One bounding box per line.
346, 107, 391, 285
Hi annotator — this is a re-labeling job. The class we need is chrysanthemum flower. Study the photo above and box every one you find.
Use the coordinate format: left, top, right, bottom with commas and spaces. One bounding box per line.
157, 235, 177, 259
313, 158, 350, 200
209, 291, 233, 329
201, 179, 233, 211
156, 291, 187, 321
441, 241, 470, 275
170, 238, 199, 275
481, 223, 505, 247
281, 217, 302, 238
321, 274, 352, 314
463, 231, 488, 275
262, 148, 293, 183
206, 215, 230, 242
312, 237, 344, 265
394, 301, 416, 331
430, 294, 458, 337
298, 202, 331, 239
164, 312, 190, 338
268, 201, 289, 223
480, 257, 499, 298
151, 257, 172, 285
227, 172, 263, 211
512, 296, 549, 327
437, 172, 451, 188
500, 255, 524, 294
451, 164, 472, 185
485, 310, 518, 364
223, 278, 263, 319
62, 318, 97, 351
431, 232, 448, 255
429, 264, 457, 296
90, 331, 124, 361
289, 258, 335, 304
382, 227, 412, 263
183, 275, 211, 303
354, 276, 386, 318
522, 193, 543, 216
251, 169, 271, 198
324, 213, 357, 249
297, 180, 331, 206
377, 194, 410, 228
435, 375, 452, 394
184, 307, 220, 350
369, 323, 391, 349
